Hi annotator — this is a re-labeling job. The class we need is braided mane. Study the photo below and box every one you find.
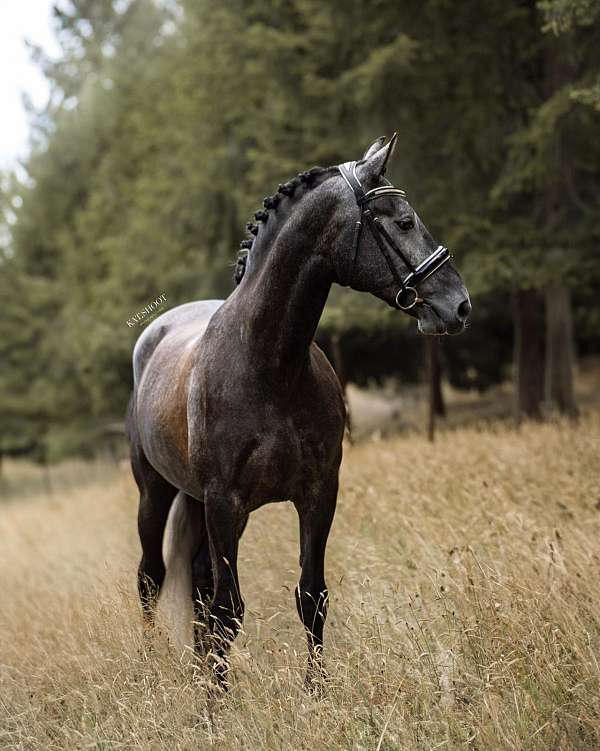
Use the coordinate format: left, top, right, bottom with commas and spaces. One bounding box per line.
234, 166, 333, 285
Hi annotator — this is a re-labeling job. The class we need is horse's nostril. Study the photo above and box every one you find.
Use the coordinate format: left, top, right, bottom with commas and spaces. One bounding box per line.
458, 299, 472, 319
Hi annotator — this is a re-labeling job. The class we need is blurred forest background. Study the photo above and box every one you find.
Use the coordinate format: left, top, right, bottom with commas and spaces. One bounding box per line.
1, 0, 599, 462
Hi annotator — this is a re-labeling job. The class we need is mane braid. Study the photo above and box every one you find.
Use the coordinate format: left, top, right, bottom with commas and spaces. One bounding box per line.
233, 165, 333, 285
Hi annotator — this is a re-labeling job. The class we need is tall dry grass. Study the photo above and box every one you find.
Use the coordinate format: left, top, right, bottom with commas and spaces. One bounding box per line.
1, 413, 600, 750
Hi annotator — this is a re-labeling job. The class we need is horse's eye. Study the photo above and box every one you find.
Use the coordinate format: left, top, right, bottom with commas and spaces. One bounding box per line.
396, 217, 414, 231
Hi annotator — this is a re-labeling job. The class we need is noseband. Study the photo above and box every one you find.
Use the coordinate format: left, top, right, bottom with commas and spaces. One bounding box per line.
337, 161, 450, 310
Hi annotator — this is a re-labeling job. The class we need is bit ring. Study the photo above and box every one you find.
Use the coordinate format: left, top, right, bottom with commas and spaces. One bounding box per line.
396, 286, 423, 310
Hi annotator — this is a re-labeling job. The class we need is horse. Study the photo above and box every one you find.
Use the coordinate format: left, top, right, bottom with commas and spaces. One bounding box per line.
126, 135, 471, 689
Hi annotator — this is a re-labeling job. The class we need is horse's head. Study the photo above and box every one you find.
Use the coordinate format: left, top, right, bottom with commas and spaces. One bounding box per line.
329, 136, 471, 335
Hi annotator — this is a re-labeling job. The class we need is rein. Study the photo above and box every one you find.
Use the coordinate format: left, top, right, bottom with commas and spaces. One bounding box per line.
337, 161, 450, 310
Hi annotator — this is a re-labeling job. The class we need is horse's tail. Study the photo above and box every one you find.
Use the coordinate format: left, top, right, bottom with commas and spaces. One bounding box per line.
160, 491, 199, 650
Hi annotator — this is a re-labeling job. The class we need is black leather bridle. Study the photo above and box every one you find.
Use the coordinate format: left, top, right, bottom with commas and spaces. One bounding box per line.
337, 161, 451, 310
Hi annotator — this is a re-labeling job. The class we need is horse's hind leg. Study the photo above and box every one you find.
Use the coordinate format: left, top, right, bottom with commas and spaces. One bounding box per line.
191, 506, 213, 653
294, 476, 338, 690
131, 446, 178, 634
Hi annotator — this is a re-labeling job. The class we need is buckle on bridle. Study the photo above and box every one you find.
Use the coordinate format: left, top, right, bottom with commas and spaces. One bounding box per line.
395, 286, 423, 310
398, 246, 450, 309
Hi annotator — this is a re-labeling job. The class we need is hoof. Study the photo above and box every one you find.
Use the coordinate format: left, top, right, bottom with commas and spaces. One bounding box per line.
213, 660, 231, 692
199, 649, 231, 693
304, 664, 328, 696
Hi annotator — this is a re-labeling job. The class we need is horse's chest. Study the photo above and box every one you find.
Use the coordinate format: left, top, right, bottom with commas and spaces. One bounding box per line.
207, 408, 326, 506
245, 429, 301, 499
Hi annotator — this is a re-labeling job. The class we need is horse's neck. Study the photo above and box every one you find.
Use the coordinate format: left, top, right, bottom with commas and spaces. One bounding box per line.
233, 216, 333, 386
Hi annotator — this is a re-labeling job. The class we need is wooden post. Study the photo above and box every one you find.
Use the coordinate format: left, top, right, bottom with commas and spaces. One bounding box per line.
426, 336, 443, 442
330, 333, 352, 441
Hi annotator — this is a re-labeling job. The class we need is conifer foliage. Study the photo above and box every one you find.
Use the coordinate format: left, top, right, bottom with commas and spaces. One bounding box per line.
1, 0, 599, 458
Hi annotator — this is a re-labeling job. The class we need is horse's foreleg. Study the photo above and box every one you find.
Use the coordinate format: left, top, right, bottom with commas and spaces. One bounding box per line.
294, 478, 338, 690
203, 490, 247, 688
191, 505, 214, 654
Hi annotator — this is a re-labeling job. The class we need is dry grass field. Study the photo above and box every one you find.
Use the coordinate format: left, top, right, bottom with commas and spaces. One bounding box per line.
1, 412, 600, 750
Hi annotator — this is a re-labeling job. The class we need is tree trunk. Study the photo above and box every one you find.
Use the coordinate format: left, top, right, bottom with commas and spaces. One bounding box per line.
513, 288, 545, 422
425, 336, 445, 442
545, 284, 578, 417
541, 39, 578, 418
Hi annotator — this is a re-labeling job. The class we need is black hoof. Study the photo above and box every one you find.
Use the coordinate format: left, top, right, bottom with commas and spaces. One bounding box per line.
304, 664, 328, 696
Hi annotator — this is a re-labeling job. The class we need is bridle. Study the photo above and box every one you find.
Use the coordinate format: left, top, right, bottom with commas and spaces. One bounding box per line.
337, 161, 451, 310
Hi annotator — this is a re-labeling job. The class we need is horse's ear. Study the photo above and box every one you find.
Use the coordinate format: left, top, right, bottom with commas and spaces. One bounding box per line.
362, 136, 386, 160
360, 132, 398, 180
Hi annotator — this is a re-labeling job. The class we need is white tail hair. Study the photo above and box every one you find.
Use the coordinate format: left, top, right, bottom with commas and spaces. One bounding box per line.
157, 491, 198, 651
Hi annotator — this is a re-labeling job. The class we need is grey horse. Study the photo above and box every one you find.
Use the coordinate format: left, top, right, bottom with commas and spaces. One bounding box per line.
127, 136, 471, 688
